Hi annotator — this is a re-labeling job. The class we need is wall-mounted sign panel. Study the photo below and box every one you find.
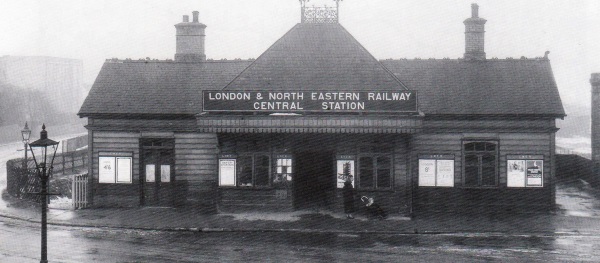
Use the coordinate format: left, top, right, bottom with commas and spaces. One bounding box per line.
116, 157, 132, 183
203, 91, 418, 113
99, 157, 116, 183
99, 152, 133, 184
161, 165, 171, 182
219, 159, 236, 186
526, 160, 543, 187
507, 160, 526, 187
418, 159, 436, 187
419, 155, 454, 187
507, 155, 543, 188
436, 159, 455, 187
145, 164, 155, 182
336, 158, 355, 188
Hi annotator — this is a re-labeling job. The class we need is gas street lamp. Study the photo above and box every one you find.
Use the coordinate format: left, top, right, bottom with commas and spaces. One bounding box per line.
21, 121, 31, 169
28, 124, 59, 263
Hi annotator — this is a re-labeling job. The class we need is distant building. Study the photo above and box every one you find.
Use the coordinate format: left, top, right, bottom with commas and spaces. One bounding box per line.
0, 56, 86, 114
79, 4, 565, 214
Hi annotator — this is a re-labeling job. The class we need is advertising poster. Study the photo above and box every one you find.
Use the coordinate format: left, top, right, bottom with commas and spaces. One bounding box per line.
145, 164, 155, 182
99, 157, 116, 183
418, 159, 436, 186
507, 160, 526, 187
161, 165, 171, 182
526, 160, 543, 187
336, 160, 355, 188
116, 157, 132, 183
436, 159, 455, 187
219, 159, 236, 186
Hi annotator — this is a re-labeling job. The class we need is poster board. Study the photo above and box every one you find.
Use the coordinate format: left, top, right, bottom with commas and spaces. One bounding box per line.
419, 155, 454, 187
507, 155, 543, 188
336, 155, 355, 188
99, 152, 133, 184
99, 157, 116, 183
219, 154, 237, 186
116, 157, 132, 183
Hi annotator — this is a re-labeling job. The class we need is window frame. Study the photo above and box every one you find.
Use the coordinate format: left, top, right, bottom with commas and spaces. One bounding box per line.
235, 153, 272, 188
461, 140, 499, 188
357, 153, 393, 190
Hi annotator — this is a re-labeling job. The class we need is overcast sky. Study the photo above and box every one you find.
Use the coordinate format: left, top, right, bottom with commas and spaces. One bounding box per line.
1, 0, 599, 117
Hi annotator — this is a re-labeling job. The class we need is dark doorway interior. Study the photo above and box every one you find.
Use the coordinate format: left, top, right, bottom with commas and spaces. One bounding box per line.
293, 151, 334, 210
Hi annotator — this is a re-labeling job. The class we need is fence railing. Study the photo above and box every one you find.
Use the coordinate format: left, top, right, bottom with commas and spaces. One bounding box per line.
6, 149, 89, 202
72, 174, 89, 209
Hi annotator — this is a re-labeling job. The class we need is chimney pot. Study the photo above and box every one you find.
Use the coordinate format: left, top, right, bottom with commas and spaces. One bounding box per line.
471, 3, 479, 18
192, 11, 199, 22
592, 73, 600, 86
183, 15, 189, 22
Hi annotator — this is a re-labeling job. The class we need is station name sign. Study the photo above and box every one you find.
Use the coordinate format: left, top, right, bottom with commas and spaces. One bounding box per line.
202, 91, 417, 113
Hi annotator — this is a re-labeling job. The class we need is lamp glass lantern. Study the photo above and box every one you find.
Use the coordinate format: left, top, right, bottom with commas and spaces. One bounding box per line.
21, 121, 31, 143
29, 124, 59, 172
21, 122, 32, 169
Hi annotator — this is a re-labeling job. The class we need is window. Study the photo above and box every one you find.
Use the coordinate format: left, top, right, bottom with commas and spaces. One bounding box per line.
237, 154, 270, 187
463, 141, 498, 187
358, 155, 392, 189
273, 158, 293, 188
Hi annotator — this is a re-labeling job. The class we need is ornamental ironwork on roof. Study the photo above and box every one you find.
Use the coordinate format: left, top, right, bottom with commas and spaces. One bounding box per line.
300, 0, 342, 23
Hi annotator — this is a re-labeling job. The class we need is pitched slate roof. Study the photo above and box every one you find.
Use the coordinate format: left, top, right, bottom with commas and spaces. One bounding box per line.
224, 23, 406, 91
79, 23, 564, 118
380, 58, 565, 116
78, 60, 252, 117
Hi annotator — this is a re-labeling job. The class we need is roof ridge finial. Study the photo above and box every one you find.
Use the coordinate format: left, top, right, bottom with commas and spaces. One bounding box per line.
300, 0, 341, 23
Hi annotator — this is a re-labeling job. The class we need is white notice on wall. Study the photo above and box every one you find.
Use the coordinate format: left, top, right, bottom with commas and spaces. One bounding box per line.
161, 165, 171, 182
219, 159, 236, 186
99, 157, 116, 183
507, 160, 526, 187
146, 164, 155, 182
418, 159, 436, 187
436, 159, 454, 187
336, 160, 355, 188
116, 157, 132, 183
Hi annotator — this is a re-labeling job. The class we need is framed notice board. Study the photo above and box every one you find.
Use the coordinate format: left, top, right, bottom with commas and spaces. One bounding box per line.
418, 155, 455, 187
507, 155, 543, 187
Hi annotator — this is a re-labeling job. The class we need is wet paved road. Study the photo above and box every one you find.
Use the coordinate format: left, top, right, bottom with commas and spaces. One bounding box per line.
2, 217, 600, 262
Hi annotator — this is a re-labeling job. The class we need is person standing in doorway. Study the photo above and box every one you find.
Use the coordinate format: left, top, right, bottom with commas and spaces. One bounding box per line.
343, 177, 355, 219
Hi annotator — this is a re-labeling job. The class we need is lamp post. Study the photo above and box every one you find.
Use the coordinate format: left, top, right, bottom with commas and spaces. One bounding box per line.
28, 124, 59, 263
21, 122, 31, 169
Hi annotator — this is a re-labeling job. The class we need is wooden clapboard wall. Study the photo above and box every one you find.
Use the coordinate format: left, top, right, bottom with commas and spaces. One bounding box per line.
91, 131, 141, 207
411, 127, 555, 213
174, 132, 218, 209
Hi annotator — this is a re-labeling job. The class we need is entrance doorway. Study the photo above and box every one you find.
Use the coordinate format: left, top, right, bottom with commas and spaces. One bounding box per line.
140, 139, 175, 207
293, 151, 335, 209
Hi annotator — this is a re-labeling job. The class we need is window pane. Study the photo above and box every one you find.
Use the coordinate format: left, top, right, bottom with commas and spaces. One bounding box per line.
376, 156, 391, 188
255, 155, 270, 186
474, 142, 485, 151
482, 166, 496, 186
238, 156, 253, 186
465, 154, 478, 166
377, 169, 391, 188
377, 156, 391, 169
485, 143, 496, 151
482, 154, 495, 166
464, 143, 475, 151
465, 166, 478, 186
360, 157, 374, 188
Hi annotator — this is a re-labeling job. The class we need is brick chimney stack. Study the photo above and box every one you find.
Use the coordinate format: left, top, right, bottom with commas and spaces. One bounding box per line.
463, 3, 487, 60
175, 11, 206, 62
591, 73, 600, 166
